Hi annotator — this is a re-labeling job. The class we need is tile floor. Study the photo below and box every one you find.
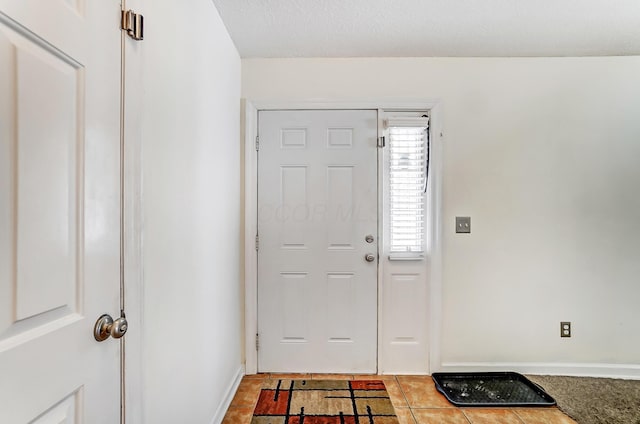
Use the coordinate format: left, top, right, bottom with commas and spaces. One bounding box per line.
222, 374, 577, 423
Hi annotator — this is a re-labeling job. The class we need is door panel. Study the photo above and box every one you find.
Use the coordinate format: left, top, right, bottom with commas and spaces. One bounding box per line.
258, 110, 378, 373
13, 30, 79, 323
0, 1, 121, 422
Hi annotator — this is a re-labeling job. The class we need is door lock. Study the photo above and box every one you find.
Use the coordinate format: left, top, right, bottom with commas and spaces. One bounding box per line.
365, 234, 374, 243
94, 313, 128, 342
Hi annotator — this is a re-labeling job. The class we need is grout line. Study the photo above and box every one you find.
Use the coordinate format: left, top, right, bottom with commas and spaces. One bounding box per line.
512, 409, 523, 422
395, 375, 413, 408
406, 409, 418, 424
462, 409, 525, 424
502, 408, 526, 424
461, 409, 472, 424
394, 375, 420, 424
460, 409, 472, 423
515, 411, 526, 424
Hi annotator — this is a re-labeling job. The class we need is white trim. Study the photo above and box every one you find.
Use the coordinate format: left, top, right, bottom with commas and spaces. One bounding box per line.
122, 131, 144, 423
123, 1, 145, 420
243, 100, 259, 374
439, 362, 640, 380
242, 99, 443, 375
250, 99, 441, 112
210, 366, 245, 424
427, 103, 444, 375
376, 108, 384, 374
385, 117, 430, 128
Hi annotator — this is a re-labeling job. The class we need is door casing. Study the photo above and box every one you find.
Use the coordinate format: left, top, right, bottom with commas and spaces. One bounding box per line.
243, 99, 444, 375
121, 0, 145, 422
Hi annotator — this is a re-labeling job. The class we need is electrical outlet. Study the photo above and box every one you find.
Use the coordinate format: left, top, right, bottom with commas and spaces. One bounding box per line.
560, 322, 571, 338
456, 216, 471, 233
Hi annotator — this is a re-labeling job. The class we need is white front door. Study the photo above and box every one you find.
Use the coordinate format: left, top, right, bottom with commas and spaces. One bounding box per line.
0, 1, 122, 422
257, 110, 378, 373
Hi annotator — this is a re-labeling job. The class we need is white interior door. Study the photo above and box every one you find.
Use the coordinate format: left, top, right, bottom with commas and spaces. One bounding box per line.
257, 110, 378, 373
0, 1, 122, 422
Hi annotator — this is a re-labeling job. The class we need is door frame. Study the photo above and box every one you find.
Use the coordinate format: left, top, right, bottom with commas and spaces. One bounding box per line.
121, 0, 144, 420
243, 99, 444, 375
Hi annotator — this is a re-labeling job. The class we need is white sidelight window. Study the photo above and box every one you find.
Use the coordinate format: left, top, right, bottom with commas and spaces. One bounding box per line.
380, 110, 433, 375
385, 116, 430, 255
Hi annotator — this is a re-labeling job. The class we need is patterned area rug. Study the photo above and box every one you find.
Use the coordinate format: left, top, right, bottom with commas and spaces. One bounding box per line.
252, 379, 399, 423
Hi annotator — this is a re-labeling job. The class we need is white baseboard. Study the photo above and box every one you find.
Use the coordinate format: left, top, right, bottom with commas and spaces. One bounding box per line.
210, 365, 245, 424
438, 362, 640, 380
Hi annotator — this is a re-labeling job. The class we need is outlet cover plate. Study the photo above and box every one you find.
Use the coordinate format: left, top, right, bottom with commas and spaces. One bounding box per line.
456, 216, 471, 233
560, 321, 571, 337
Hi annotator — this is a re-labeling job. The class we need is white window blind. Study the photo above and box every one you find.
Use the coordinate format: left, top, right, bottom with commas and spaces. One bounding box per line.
386, 117, 429, 254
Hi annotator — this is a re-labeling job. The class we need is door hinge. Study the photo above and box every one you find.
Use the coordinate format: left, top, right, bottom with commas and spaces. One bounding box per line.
377, 136, 386, 148
255, 135, 260, 151
256, 333, 260, 351
255, 234, 259, 251
121, 9, 144, 41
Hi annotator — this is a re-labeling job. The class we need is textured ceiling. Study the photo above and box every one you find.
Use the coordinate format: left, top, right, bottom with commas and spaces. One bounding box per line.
211, 0, 640, 57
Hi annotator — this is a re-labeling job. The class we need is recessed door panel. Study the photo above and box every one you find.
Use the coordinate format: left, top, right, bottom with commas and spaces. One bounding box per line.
389, 273, 421, 343
326, 273, 355, 342
30, 390, 80, 424
281, 128, 307, 149
280, 166, 307, 248
327, 128, 353, 148
326, 166, 354, 250
14, 35, 80, 322
280, 273, 309, 342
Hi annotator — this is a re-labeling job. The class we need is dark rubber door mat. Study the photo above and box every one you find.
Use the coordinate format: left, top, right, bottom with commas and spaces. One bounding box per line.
432, 372, 557, 407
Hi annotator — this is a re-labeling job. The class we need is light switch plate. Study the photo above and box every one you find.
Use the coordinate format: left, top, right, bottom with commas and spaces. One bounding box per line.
456, 216, 471, 233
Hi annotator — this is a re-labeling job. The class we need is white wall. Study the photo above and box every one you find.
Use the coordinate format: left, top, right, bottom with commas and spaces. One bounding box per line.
140, 1, 242, 422
242, 57, 640, 377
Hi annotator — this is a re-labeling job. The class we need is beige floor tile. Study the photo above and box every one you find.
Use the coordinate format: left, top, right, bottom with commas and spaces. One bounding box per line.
397, 376, 452, 408
385, 379, 409, 408
229, 378, 263, 407
395, 407, 417, 424
413, 408, 471, 424
513, 408, 577, 424
311, 373, 354, 380
222, 406, 254, 424
462, 409, 524, 424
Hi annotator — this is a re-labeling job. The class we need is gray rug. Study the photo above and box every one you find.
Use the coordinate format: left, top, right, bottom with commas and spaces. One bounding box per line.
527, 375, 640, 424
